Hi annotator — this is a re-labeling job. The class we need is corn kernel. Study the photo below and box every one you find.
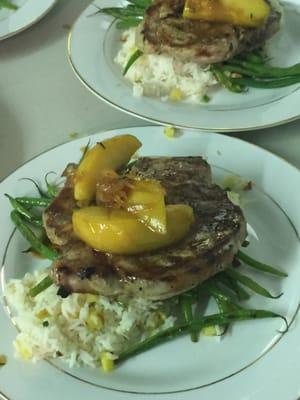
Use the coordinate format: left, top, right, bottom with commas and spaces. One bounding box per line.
0, 355, 7, 366
86, 310, 103, 331
35, 309, 50, 319
101, 352, 114, 372
164, 127, 175, 139
169, 88, 183, 102
202, 326, 217, 336
15, 340, 33, 361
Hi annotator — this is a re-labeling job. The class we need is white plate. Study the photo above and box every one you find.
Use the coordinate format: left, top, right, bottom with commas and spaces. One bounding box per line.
68, 0, 300, 132
0, 126, 300, 400
0, 0, 57, 40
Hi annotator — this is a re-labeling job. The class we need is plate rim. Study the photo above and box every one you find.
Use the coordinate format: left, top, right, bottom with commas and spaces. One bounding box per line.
67, 0, 300, 132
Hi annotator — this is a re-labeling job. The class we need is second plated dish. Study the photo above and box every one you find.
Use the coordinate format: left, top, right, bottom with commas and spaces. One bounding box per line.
68, 0, 300, 131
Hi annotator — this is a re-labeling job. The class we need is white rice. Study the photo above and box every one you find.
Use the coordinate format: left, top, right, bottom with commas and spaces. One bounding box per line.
115, 28, 217, 103
5, 270, 176, 368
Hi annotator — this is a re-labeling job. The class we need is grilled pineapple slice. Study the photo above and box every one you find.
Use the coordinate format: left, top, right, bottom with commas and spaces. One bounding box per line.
72, 204, 194, 255
183, 0, 271, 28
74, 135, 141, 203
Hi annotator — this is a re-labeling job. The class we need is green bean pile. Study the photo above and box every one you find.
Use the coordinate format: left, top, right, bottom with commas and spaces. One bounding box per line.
6, 173, 288, 365
211, 52, 300, 92
94, 0, 151, 29
118, 255, 288, 363
5, 176, 60, 296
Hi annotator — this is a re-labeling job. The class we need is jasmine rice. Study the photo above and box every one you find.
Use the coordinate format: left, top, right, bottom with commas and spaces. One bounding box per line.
115, 28, 217, 103
5, 270, 175, 369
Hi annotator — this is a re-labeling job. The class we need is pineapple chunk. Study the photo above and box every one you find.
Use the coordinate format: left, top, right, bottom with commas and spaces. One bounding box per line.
183, 0, 271, 28
72, 204, 194, 255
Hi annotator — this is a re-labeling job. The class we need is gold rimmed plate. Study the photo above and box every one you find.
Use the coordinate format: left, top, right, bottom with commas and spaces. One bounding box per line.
0, 126, 300, 399
68, 1, 300, 131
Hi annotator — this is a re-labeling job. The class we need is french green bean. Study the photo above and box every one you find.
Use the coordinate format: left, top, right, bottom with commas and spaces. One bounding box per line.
226, 267, 282, 299
237, 251, 287, 277
123, 49, 143, 75
117, 309, 287, 363
29, 275, 53, 297
10, 211, 58, 261
5, 194, 43, 227
15, 197, 51, 207
180, 295, 198, 342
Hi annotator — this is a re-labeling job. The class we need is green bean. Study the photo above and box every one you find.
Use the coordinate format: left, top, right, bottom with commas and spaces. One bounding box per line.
244, 52, 265, 64
127, 0, 151, 8
204, 283, 242, 334
180, 295, 198, 342
29, 276, 53, 297
212, 293, 241, 335
19, 178, 49, 198
117, 309, 286, 363
15, 197, 51, 207
123, 49, 143, 76
210, 65, 245, 93
5, 195, 43, 227
222, 64, 263, 78
10, 211, 58, 261
216, 273, 250, 301
221, 62, 300, 82
237, 251, 287, 277
0, 0, 18, 10
200, 281, 231, 303
201, 94, 211, 103
116, 18, 141, 29
232, 76, 300, 89
231, 60, 300, 78
226, 267, 282, 299
95, 7, 144, 18
126, 4, 147, 13
44, 172, 59, 198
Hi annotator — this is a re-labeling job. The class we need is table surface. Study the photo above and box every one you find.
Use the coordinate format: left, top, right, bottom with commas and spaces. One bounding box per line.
1, 0, 300, 182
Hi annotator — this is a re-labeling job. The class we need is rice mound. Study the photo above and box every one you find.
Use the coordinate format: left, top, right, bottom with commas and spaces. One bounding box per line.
5, 270, 175, 368
115, 28, 216, 103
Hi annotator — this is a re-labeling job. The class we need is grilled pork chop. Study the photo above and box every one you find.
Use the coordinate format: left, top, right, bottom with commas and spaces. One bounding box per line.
43, 157, 247, 300
136, 0, 281, 65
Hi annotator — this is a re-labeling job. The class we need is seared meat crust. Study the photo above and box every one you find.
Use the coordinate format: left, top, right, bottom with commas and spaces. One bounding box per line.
136, 0, 281, 65
44, 157, 247, 300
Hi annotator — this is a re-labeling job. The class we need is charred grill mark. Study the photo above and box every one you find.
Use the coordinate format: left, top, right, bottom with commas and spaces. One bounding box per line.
77, 267, 96, 280
57, 286, 71, 298
97, 142, 106, 149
